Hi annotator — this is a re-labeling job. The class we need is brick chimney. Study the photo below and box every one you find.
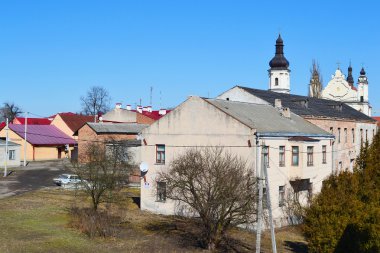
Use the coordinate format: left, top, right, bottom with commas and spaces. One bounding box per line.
126, 105, 132, 110
115, 103, 122, 109
159, 109, 167, 115
147, 106, 152, 112
136, 105, 143, 113
275, 99, 282, 109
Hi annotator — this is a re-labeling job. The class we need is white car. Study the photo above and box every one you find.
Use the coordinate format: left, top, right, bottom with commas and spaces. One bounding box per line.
53, 174, 81, 186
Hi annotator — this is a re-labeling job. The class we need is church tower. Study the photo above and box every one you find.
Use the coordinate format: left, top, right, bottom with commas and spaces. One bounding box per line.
358, 67, 368, 103
268, 34, 290, 94
346, 63, 354, 87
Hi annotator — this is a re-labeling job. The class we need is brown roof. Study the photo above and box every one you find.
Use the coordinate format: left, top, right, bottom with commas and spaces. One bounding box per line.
58, 113, 94, 133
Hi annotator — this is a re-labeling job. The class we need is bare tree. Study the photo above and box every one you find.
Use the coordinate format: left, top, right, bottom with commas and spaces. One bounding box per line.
308, 60, 323, 98
71, 140, 133, 211
158, 148, 257, 250
80, 86, 111, 119
0, 102, 22, 122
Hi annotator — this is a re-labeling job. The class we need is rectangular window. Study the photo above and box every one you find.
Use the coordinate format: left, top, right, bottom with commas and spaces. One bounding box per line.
156, 181, 167, 202
307, 146, 314, 166
322, 145, 327, 164
9, 150, 15, 160
366, 130, 368, 141
279, 146, 285, 167
156, 145, 165, 164
352, 128, 355, 143
263, 146, 270, 168
279, 186, 285, 207
344, 128, 347, 143
339, 161, 343, 170
330, 127, 333, 134
292, 146, 299, 166
338, 128, 341, 143
360, 129, 363, 143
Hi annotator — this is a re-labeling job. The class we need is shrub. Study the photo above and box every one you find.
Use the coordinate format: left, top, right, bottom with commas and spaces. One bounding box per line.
69, 207, 120, 238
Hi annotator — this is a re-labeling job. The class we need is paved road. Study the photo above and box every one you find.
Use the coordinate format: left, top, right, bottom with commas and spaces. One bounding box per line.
0, 160, 72, 198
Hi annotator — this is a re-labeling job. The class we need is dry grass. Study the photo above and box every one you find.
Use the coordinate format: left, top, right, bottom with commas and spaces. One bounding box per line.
0, 187, 308, 252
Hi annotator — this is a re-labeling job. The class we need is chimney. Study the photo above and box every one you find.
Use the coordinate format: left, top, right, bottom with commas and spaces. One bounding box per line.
99, 116, 103, 123
136, 105, 143, 113
282, 107, 291, 118
159, 109, 167, 115
142, 106, 148, 112
275, 99, 282, 109
115, 103, 122, 109
147, 106, 152, 112
126, 105, 132, 111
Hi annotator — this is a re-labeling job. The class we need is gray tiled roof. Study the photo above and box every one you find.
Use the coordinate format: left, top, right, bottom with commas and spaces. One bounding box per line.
87, 123, 149, 134
206, 99, 333, 137
238, 86, 376, 122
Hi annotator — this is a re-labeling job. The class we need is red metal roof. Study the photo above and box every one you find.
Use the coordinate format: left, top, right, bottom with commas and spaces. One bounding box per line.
56, 113, 94, 133
13, 117, 52, 125
373, 117, 380, 126
9, 124, 76, 145
131, 110, 171, 120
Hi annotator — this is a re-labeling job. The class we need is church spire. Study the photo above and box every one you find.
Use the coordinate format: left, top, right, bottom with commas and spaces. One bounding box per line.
346, 62, 354, 86
269, 34, 289, 69
268, 34, 290, 94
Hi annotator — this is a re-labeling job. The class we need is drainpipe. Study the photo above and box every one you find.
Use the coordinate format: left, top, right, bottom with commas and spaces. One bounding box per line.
331, 140, 335, 173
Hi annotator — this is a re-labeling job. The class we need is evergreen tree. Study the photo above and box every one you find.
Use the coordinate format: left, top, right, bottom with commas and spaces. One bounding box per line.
303, 132, 380, 253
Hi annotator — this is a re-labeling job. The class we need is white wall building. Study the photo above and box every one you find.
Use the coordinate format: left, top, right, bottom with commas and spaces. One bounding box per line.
322, 66, 372, 116
140, 96, 333, 227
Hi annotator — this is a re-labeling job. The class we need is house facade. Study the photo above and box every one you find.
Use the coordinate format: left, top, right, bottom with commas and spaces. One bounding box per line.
0, 125, 76, 161
140, 96, 334, 226
0, 140, 21, 167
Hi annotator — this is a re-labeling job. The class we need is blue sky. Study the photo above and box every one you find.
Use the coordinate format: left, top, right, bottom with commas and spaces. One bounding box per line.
0, 1, 379, 116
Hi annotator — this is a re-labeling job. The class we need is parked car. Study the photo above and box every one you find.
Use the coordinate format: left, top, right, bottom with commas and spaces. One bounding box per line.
53, 174, 81, 186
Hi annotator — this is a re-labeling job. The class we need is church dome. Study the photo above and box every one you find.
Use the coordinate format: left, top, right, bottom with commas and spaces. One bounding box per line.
360, 67, 366, 76
269, 34, 289, 69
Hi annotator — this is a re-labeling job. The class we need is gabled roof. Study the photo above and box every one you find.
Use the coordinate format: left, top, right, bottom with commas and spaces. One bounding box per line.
206, 99, 333, 137
14, 117, 52, 125
57, 113, 94, 133
373, 117, 380, 126
9, 125, 76, 145
237, 86, 376, 122
87, 122, 149, 134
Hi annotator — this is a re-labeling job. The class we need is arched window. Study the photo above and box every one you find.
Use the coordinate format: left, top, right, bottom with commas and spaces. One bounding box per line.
275, 78, 279, 86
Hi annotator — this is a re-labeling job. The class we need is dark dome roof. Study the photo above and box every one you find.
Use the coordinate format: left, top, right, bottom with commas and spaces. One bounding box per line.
360, 67, 366, 75
269, 34, 289, 69
347, 64, 354, 85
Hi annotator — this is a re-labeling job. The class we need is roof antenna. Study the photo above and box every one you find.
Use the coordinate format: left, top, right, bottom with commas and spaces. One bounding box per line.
139, 98, 142, 106
160, 90, 162, 109
150, 86, 153, 106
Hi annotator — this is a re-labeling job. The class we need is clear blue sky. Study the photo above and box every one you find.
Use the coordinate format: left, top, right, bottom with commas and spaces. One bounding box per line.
0, 1, 379, 117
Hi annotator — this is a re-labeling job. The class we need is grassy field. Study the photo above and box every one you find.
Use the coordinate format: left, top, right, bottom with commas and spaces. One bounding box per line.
0, 188, 307, 253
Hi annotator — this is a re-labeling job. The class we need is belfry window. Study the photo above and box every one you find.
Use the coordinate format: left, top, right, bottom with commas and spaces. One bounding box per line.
275, 78, 279, 86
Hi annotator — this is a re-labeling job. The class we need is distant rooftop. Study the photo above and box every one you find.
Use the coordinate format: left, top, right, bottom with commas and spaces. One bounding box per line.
237, 86, 376, 122
87, 122, 149, 134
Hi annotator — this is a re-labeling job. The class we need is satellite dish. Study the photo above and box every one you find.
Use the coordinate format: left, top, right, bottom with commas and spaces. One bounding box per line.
140, 162, 149, 177
140, 162, 149, 172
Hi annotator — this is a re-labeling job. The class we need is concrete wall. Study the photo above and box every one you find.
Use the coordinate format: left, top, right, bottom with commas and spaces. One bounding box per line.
218, 86, 270, 104
51, 114, 74, 137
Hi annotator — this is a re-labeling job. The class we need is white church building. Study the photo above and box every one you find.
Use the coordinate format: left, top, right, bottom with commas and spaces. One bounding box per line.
322, 65, 372, 116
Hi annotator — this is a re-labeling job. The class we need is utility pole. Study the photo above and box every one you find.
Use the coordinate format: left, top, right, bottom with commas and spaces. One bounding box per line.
24, 112, 28, 166
256, 142, 277, 253
4, 118, 9, 177
255, 138, 263, 253
263, 144, 277, 253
